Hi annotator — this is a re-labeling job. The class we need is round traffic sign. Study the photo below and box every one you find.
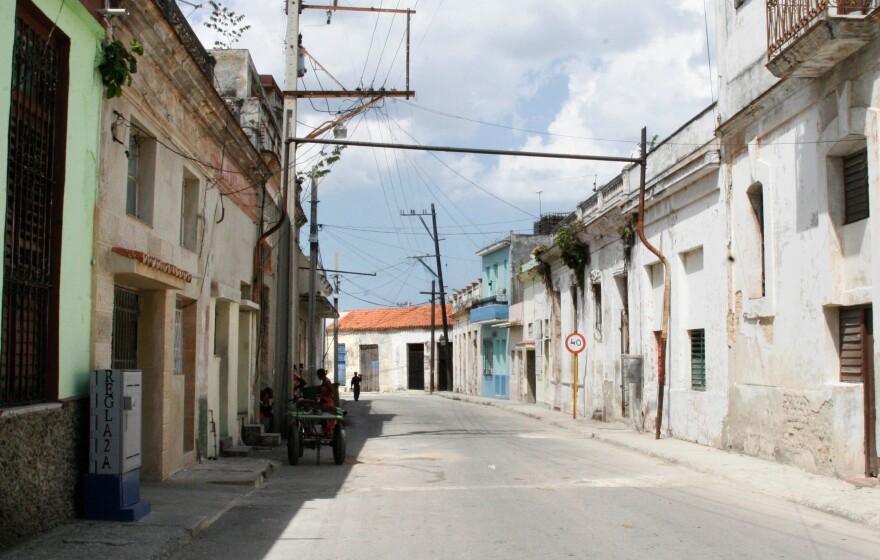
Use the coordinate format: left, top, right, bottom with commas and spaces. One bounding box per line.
565, 332, 586, 354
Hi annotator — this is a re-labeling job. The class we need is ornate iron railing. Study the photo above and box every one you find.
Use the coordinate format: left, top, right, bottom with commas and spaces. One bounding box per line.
767, 1, 875, 59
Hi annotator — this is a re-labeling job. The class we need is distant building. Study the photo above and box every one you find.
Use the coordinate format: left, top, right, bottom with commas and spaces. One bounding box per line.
328, 305, 453, 393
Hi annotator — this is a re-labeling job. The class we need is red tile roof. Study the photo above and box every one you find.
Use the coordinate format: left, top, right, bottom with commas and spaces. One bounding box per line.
338, 305, 453, 332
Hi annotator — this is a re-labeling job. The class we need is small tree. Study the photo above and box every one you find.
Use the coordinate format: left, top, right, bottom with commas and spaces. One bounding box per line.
204, 1, 251, 49
555, 221, 589, 289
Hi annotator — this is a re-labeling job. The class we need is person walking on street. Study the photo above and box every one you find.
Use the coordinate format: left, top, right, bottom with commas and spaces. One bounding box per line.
350, 371, 362, 402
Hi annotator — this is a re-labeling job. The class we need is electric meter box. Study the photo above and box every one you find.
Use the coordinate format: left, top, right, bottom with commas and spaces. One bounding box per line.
85, 369, 150, 521
89, 369, 142, 474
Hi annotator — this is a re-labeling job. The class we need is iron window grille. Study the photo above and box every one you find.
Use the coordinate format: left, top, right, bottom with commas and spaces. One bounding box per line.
173, 303, 183, 375
111, 287, 139, 370
690, 329, 706, 391
1, 11, 67, 406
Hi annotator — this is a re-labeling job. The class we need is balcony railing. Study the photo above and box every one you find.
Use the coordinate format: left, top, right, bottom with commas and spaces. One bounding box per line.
767, 1, 875, 59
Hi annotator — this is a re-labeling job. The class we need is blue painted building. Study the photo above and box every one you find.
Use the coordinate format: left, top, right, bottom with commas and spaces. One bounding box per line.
472, 239, 512, 399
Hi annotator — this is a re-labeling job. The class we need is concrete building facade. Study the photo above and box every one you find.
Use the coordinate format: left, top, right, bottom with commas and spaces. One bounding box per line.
0, 0, 105, 548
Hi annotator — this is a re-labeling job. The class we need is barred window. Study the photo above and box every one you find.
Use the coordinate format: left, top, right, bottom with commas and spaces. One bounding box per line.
690, 329, 706, 391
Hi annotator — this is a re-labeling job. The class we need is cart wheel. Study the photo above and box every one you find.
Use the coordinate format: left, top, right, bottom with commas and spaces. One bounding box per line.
333, 425, 346, 465
287, 423, 301, 466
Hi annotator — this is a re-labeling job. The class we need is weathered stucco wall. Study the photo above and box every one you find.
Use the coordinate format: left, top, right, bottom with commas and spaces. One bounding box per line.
0, 400, 89, 551
723, 23, 880, 477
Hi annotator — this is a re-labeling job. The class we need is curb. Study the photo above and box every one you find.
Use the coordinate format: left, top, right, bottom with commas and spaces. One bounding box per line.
155, 461, 277, 559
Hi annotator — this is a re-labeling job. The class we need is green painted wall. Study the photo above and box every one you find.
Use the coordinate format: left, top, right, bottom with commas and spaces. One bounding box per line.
1, 0, 104, 400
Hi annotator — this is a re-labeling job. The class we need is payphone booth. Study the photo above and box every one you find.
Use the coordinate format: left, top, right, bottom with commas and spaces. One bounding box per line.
84, 369, 151, 521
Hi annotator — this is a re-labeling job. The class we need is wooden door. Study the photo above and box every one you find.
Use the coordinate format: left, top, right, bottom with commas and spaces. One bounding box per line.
359, 345, 379, 392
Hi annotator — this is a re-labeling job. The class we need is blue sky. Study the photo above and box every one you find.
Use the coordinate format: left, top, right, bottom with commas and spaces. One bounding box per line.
186, 0, 718, 309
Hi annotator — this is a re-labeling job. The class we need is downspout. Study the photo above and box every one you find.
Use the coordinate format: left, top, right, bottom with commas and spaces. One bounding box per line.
635, 128, 671, 440
253, 139, 294, 304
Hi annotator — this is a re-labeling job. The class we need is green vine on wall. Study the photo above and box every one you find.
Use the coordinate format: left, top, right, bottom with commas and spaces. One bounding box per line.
531, 245, 554, 293
99, 38, 144, 99
555, 221, 589, 289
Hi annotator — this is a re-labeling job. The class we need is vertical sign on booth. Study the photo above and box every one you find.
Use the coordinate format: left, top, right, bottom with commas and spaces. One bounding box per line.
90, 369, 121, 474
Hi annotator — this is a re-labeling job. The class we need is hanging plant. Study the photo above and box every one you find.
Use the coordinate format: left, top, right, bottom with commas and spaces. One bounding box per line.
532, 248, 554, 294
555, 221, 589, 289
99, 38, 144, 99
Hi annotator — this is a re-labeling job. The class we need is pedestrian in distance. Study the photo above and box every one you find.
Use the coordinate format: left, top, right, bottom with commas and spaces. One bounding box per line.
350, 371, 362, 402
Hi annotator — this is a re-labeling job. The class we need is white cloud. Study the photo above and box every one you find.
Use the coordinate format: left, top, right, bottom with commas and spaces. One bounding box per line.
185, 0, 718, 302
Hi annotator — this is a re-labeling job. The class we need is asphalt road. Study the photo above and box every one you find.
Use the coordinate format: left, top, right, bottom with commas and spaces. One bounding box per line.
169, 393, 880, 560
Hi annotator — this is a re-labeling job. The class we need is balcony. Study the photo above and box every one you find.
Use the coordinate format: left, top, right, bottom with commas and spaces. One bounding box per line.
766, 1, 880, 78
469, 296, 509, 323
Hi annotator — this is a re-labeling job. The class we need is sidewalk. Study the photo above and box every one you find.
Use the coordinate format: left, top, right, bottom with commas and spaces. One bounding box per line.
1, 457, 278, 560
438, 391, 880, 531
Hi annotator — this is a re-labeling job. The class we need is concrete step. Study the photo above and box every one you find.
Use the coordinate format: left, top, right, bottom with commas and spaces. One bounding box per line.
259, 432, 281, 447
221, 445, 251, 457
219, 436, 251, 457
241, 424, 264, 446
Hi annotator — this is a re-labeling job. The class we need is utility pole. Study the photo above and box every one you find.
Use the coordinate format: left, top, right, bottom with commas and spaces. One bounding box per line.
273, 0, 303, 439
431, 204, 452, 391
307, 169, 319, 382
419, 283, 436, 393
333, 254, 340, 385
403, 206, 451, 390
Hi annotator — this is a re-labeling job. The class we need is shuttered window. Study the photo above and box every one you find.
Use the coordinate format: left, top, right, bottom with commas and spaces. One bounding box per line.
843, 150, 869, 224
690, 329, 706, 391
840, 306, 871, 382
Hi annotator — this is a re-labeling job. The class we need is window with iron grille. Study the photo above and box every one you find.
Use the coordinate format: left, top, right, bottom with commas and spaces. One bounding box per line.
125, 124, 155, 224
690, 329, 706, 391
1, 9, 68, 406
839, 306, 872, 383
111, 287, 139, 370
173, 302, 184, 375
843, 149, 869, 224
482, 339, 493, 375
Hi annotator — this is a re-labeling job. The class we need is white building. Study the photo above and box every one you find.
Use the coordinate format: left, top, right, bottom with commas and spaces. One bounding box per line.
327, 305, 452, 393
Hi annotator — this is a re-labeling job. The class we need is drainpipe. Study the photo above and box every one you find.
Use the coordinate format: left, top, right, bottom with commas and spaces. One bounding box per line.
635, 128, 671, 440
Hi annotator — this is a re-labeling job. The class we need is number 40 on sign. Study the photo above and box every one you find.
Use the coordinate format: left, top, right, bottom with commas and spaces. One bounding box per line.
565, 332, 585, 354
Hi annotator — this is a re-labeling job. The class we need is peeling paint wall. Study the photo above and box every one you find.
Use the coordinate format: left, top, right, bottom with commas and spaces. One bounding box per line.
721, 4, 880, 478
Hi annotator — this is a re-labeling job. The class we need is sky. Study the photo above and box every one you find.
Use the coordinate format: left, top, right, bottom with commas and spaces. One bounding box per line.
184, 0, 718, 310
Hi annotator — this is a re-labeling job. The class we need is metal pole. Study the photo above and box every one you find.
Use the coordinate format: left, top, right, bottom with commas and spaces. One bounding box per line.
431, 204, 451, 391
307, 170, 319, 382
635, 127, 670, 439
430, 281, 435, 394
573, 352, 578, 420
293, 138, 643, 165
333, 278, 339, 384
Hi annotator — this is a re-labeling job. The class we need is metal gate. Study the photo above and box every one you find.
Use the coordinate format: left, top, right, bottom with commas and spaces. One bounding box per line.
1, 9, 68, 405
112, 287, 140, 370
359, 345, 379, 392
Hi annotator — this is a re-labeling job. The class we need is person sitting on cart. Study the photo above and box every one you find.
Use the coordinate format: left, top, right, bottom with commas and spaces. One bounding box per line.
316, 368, 335, 411
316, 368, 338, 433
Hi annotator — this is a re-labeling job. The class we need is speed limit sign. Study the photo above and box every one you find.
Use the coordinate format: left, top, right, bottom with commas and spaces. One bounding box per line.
565, 332, 586, 354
